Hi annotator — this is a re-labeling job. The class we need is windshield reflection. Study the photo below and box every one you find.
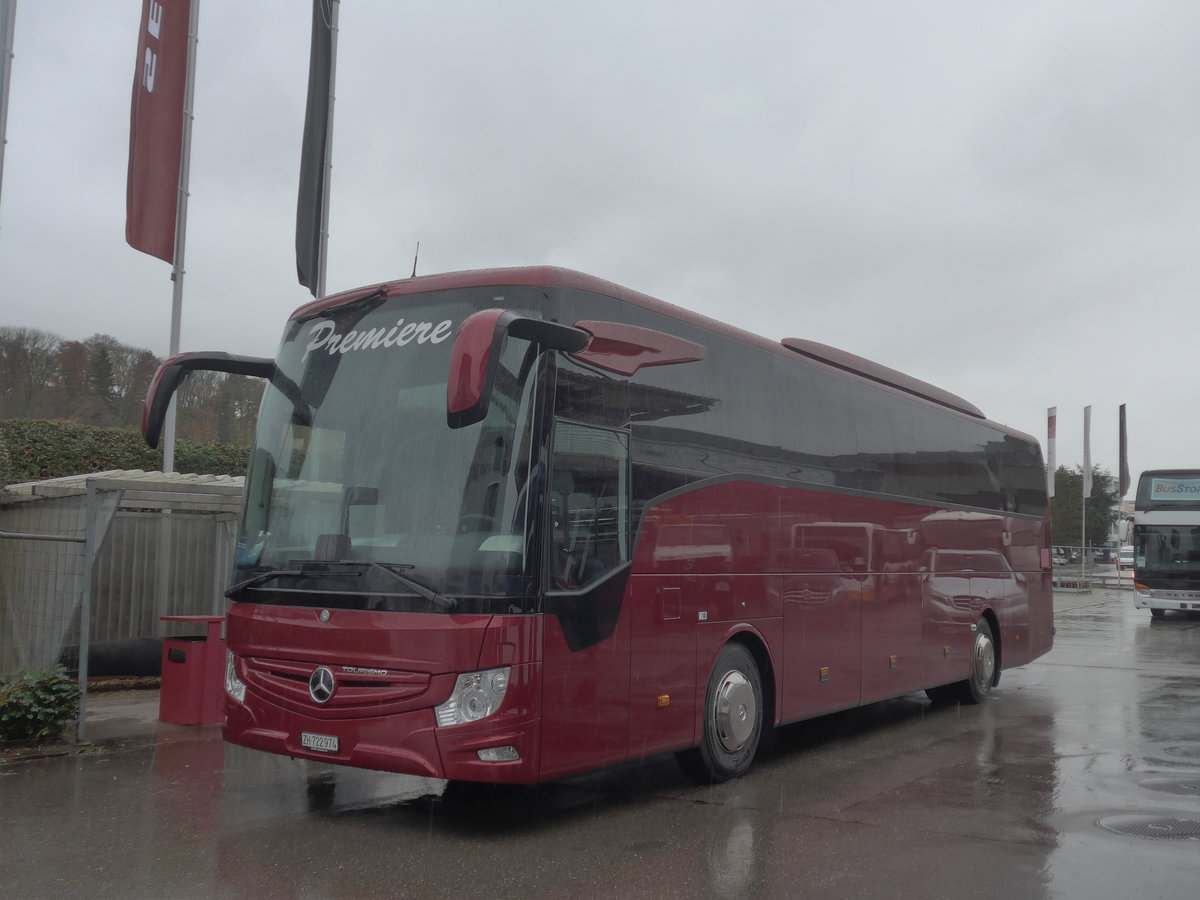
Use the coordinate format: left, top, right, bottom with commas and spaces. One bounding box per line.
233, 290, 547, 607
1137, 525, 1200, 578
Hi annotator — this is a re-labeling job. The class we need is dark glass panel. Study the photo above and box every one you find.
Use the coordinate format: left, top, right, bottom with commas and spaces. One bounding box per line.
552, 286, 1045, 519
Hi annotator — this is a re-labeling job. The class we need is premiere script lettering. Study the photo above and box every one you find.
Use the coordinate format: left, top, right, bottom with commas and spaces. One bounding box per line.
305, 317, 454, 358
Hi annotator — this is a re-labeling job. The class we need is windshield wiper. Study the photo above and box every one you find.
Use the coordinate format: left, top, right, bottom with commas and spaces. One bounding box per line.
358, 561, 457, 611
225, 567, 304, 597
226, 561, 456, 611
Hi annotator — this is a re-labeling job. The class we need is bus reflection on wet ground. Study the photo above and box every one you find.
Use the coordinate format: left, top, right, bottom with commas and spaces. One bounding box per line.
3, 590, 1200, 900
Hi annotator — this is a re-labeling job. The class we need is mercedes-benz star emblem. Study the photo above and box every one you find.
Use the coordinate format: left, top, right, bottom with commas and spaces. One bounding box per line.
308, 666, 336, 704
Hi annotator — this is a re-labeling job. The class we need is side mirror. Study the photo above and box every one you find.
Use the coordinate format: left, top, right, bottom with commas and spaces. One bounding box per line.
1118, 519, 1129, 542
446, 310, 589, 428
143, 352, 275, 448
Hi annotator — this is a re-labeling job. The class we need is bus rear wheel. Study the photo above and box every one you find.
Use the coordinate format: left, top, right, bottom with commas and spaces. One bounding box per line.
677, 643, 763, 783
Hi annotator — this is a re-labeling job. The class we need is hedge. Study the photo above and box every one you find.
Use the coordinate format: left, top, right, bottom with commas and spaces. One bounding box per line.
0, 419, 249, 486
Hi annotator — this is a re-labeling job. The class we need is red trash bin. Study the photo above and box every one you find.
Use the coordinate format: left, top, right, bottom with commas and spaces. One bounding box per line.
159, 616, 226, 725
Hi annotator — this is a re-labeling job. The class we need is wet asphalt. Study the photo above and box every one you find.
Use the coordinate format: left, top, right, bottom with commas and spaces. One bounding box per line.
2, 589, 1199, 900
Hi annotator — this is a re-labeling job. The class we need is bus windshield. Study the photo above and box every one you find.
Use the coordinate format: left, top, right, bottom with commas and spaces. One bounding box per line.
1135, 525, 1200, 580
232, 288, 547, 608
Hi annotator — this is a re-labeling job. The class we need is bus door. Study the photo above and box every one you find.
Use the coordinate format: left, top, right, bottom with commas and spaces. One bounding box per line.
539, 421, 634, 779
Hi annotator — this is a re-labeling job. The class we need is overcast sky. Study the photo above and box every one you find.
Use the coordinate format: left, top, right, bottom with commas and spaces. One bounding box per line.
1, 1, 1197, 485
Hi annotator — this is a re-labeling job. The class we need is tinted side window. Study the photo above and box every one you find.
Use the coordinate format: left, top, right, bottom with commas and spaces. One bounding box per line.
548, 421, 629, 590
550, 286, 1045, 517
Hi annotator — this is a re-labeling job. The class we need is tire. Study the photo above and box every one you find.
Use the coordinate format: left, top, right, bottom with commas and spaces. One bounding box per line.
1151, 608, 1165, 619
960, 618, 997, 703
677, 643, 764, 783
926, 619, 996, 705
924, 683, 958, 705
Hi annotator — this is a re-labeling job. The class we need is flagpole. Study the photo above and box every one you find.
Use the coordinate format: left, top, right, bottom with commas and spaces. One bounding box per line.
1081, 487, 1087, 581
163, 0, 200, 473
316, 0, 339, 299
1082, 405, 1091, 585
0, 0, 17, 230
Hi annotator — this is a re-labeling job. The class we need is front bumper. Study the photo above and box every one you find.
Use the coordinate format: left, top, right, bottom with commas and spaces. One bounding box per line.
223, 670, 542, 783
1134, 588, 1200, 613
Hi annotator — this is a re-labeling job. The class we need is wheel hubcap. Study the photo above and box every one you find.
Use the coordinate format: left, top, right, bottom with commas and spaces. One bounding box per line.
714, 670, 757, 752
974, 632, 995, 688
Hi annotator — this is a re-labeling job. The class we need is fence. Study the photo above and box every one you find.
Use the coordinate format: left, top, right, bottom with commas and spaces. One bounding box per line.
88, 510, 236, 643
1050, 544, 1132, 593
0, 471, 243, 739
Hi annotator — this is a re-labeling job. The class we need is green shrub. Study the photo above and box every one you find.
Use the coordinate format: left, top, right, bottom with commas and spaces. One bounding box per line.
0, 419, 249, 486
174, 439, 251, 479
0, 666, 81, 743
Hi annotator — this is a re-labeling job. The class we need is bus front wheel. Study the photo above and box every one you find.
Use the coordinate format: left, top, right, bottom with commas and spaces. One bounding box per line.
677, 643, 763, 783
928, 618, 996, 705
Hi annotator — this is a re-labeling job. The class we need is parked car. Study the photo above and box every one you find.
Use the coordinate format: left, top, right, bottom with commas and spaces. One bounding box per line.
1118, 546, 1135, 569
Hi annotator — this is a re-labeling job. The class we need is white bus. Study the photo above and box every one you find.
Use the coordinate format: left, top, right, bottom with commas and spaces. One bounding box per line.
1127, 470, 1200, 618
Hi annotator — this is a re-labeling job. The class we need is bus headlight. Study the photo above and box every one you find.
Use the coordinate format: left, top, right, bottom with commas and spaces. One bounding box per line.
225, 650, 246, 703
435, 667, 510, 727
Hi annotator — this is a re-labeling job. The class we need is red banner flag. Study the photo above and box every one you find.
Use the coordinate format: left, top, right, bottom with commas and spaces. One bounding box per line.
126, 0, 192, 262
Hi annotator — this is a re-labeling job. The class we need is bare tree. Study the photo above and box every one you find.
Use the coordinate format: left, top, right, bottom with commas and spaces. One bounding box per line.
0, 326, 61, 417
121, 349, 163, 424
2, 325, 252, 449
177, 370, 224, 441
215, 374, 263, 445
68, 335, 164, 428
51, 340, 88, 420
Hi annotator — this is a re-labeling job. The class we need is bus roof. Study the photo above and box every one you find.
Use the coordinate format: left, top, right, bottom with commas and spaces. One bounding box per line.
293, 266, 1030, 442
1135, 470, 1200, 511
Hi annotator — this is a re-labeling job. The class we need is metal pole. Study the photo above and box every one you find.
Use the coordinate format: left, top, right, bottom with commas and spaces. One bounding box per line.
1081, 485, 1087, 588
316, 0, 339, 299
0, 0, 16, 230
163, 0, 201, 473
0, 531, 83, 543
76, 479, 96, 742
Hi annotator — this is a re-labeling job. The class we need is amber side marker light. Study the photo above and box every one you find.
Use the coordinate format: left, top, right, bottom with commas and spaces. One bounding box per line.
657, 695, 671, 708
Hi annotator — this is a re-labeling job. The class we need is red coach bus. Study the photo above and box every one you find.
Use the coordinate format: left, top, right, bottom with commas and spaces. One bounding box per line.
143, 267, 1053, 783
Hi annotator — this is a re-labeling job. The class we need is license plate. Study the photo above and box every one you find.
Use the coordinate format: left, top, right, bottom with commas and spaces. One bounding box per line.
301, 732, 339, 753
